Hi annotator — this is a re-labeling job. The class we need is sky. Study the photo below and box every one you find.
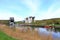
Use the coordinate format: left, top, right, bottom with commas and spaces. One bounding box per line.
0, 0, 60, 21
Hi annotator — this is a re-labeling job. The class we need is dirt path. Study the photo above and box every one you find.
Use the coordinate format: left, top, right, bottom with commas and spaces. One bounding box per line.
0, 25, 41, 40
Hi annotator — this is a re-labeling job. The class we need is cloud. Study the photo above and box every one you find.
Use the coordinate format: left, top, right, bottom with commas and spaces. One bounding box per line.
0, 0, 60, 21
0, 10, 23, 21
35, 1, 60, 20
20, 0, 60, 20
53, 8, 60, 17
44, 2, 60, 18
8, 6, 22, 11
21, 0, 41, 16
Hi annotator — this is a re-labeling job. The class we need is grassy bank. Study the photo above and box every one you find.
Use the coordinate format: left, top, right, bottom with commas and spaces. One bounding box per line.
55, 28, 60, 32
0, 30, 17, 40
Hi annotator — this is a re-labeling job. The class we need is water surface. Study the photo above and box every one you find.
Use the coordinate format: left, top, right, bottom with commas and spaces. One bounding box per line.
38, 28, 60, 40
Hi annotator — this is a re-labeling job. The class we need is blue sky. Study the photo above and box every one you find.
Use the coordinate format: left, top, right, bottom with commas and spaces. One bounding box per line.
0, 0, 60, 21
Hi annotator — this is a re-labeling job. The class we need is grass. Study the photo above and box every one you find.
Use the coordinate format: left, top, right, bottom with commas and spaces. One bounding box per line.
55, 28, 60, 32
0, 30, 17, 40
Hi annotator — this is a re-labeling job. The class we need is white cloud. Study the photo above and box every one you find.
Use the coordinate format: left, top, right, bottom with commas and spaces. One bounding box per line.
0, 10, 23, 21
21, 0, 41, 16
7, 6, 22, 11
53, 8, 60, 17
47, 4, 55, 14
35, 2, 60, 20
0, 0, 60, 21
44, 3, 60, 19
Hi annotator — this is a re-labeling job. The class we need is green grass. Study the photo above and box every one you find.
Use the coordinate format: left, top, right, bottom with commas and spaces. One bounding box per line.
0, 30, 17, 40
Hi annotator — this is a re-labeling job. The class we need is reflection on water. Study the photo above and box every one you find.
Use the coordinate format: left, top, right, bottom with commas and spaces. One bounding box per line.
38, 28, 60, 40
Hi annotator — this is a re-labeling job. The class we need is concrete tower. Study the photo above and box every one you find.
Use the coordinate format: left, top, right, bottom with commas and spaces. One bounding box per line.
9, 17, 15, 28
29, 16, 32, 23
10, 17, 14, 22
32, 17, 35, 23
25, 17, 29, 23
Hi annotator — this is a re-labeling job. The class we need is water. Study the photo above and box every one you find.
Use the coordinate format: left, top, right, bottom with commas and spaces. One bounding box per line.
15, 24, 60, 40
38, 28, 60, 40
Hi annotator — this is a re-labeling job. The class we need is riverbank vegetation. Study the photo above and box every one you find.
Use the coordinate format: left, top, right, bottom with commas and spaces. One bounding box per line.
0, 30, 17, 40
0, 18, 60, 26
0, 18, 60, 31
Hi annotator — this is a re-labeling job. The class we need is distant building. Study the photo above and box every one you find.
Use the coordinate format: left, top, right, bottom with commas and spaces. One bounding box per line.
32, 16, 35, 22
9, 17, 14, 22
25, 17, 29, 23
9, 17, 15, 27
25, 16, 35, 23
29, 16, 32, 23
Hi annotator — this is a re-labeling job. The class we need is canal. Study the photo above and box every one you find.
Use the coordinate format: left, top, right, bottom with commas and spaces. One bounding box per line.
15, 24, 60, 40
37, 28, 60, 40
